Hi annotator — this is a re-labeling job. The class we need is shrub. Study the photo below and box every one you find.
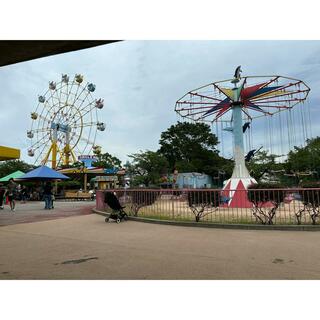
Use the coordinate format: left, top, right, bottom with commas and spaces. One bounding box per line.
130, 190, 160, 216
297, 183, 320, 225
247, 184, 286, 225
187, 190, 221, 222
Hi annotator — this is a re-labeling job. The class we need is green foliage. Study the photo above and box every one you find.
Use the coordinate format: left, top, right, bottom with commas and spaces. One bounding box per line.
59, 161, 83, 169
92, 152, 122, 169
158, 121, 228, 178
0, 160, 35, 178
285, 137, 320, 183
187, 190, 220, 222
126, 151, 169, 187
247, 150, 284, 182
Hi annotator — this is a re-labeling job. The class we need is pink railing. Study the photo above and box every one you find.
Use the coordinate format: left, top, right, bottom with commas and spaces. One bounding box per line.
95, 188, 320, 225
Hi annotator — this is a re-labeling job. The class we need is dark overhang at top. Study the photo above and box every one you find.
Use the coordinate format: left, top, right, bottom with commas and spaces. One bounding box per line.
0, 40, 120, 67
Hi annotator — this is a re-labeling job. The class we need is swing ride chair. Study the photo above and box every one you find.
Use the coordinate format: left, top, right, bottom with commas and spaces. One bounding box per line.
103, 192, 128, 224
175, 67, 311, 208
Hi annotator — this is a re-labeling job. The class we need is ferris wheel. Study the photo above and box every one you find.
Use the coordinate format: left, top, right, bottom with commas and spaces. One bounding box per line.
27, 74, 105, 169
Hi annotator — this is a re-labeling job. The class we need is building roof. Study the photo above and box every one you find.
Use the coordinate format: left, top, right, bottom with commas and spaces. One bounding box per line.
0, 145, 20, 161
0, 170, 25, 182
0, 40, 119, 67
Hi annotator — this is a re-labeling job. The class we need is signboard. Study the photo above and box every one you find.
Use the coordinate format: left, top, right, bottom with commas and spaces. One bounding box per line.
78, 155, 98, 168
78, 155, 98, 160
96, 175, 118, 182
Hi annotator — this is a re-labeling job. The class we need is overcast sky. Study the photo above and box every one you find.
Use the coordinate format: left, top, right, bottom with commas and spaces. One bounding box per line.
1, 40, 320, 165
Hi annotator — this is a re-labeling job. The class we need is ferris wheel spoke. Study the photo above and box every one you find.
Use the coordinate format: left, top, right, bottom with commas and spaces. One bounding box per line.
31, 128, 51, 134
71, 122, 97, 129
72, 104, 96, 124
34, 141, 51, 165
74, 88, 91, 111
73, 101, 95, 123
36, 114, 52, 124
72, 133, 95, 146
73, 83, 88, 104
30, 134, 50, 149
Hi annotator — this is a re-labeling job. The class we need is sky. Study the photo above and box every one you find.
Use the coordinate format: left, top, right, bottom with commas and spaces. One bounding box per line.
1, 40, 320, 165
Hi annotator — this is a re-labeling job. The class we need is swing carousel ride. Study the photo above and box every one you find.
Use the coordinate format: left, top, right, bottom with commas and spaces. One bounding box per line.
27, 74, 105, 169
175, 67, 311, 207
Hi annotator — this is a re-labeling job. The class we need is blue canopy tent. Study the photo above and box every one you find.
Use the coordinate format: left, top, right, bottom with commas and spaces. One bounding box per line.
18, 165, 69, 181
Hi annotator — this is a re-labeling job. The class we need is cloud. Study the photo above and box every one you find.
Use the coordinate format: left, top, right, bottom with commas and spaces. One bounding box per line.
0, 40, 320, 165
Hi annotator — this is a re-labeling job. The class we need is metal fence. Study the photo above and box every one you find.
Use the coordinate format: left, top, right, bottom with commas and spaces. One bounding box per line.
95, 188, 320, 225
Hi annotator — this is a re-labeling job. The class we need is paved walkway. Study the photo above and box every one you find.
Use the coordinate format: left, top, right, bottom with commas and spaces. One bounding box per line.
1, 213, 320, 279
0, 201, 94, 226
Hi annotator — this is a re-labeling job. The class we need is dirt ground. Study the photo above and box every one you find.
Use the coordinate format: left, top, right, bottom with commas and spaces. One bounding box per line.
1, 212, 320, 279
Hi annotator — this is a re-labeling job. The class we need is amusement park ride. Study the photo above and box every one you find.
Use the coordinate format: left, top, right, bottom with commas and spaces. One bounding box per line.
27, 74, 105, 169
175, 67, 310, 207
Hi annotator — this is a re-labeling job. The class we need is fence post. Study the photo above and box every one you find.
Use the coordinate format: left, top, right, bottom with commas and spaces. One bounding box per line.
172, 189, 175, 219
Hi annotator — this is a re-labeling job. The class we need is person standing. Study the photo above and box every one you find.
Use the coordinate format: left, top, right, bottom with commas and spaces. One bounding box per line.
43, 181, 53, 210
7, 178, 17, 212
20, 185, 27, 203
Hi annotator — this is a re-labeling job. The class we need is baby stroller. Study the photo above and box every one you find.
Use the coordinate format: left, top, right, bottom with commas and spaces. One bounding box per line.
104, 192, 128, 224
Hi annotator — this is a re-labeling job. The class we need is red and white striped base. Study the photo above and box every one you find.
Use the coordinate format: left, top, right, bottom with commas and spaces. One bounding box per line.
222, 177, 257, 208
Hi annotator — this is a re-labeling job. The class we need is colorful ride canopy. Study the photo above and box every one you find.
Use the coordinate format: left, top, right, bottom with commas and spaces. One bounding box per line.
175, 75, 310, 122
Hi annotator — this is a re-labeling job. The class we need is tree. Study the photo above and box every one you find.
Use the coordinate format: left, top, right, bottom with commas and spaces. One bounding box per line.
285, 137, 320, 183
126, 150, 169, 187
246, 150, 285, 182
0, 160, 35, 178
92, 152, 122, 169
158, 121, 227, 178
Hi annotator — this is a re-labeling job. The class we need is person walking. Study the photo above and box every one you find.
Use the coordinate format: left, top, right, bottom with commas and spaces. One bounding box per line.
7, 178, 17, 212
43, 181, 53, 210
